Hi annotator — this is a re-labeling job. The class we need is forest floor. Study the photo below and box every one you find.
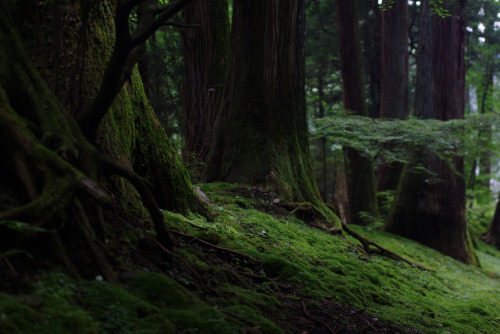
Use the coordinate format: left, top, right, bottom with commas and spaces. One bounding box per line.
1, 182, 499, 333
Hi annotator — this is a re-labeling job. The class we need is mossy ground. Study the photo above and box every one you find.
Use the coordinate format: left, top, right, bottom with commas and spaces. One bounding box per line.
1, 182, 499, 333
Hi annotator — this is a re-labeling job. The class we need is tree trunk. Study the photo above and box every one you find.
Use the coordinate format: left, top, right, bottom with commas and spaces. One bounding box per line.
335, 0, 379, 225
483, 194, 500, 250
1, 0, 198, 275
204, 0, 340, 228
377, 0, 408, 193
317, 74, 328, 201
385, 0, 477, 265
182, 0, 229, 168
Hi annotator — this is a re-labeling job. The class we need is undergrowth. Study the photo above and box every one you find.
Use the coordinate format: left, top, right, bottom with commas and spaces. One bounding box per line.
1, 182, 499, 333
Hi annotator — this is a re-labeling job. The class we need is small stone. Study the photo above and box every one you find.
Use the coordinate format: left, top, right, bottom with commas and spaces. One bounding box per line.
272, 198, 281, 204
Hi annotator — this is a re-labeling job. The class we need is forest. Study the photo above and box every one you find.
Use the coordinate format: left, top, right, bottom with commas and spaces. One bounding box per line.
0, 0, 499, 333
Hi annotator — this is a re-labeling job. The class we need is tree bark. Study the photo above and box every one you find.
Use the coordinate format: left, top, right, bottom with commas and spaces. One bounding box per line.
385, 0, 477, 265
483, 194, 500, 250
377, 0, 408, 193
182, 0, 229, 167
204, 0, 340, 228
0, 0, 199, 274
335, 0, 379, 225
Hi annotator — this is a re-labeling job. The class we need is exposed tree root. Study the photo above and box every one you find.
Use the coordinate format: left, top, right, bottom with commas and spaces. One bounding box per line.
99, 155, 175, 251
282, 202, 431, 271
340, 222, 432, 271
75, 200, 117, 283
301, 300, 336, 334
171, 230, 257, 263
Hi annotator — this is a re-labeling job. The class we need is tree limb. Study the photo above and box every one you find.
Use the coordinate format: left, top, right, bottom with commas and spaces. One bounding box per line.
77, 0, 194, 141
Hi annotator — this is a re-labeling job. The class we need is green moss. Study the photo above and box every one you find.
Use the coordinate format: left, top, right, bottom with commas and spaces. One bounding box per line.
128, 273, 195, 308
261, 254, 300, 278
223, 305, 284, 334
3, 183, 500, 333
0, 274, 99, 334
79, 280, 175, 334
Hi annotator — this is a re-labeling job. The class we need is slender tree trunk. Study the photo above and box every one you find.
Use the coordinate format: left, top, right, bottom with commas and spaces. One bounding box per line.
478, 71, 493, 190
377, 0, 408, 193
363, 0, 382, 119
317, 74, 328, 201
182, 0, 229, 167
204, 0, 340, 227
335, 0, 379, 225
385, 0, 477, 265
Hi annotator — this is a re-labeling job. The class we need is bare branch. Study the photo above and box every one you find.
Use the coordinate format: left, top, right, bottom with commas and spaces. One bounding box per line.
130, 0, 194, 48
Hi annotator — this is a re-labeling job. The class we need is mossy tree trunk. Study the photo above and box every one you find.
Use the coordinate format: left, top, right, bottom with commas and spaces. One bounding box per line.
335, 0, 379, 225
385, 1, 477, 265
377, 0, 408, 193
203, 0, 340, 228
182, 0, 229, 169
0, 0, 197, 277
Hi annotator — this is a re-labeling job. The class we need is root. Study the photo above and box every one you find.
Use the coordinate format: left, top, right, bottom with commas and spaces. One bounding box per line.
75, 200, 117, 283
340, 222, 432, 271
99, 155, 175, 251
283, 202, 431, 271
171, 230, 257, 263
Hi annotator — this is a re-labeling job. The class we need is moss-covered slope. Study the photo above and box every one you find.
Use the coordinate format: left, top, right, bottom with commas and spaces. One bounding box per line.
1, 183, 499, 333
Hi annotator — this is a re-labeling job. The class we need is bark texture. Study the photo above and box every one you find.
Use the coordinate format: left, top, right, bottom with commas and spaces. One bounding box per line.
385, 1, 477, 265
377, 0, 408, 193
182, 0, 229, 166
0, 0, 198, 275
204, 0, 340, 228
14, 0, 197, 214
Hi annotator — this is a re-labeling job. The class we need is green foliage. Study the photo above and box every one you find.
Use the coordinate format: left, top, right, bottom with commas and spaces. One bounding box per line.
313, 113, 500, 173
144, 26, 185, 150
379, 0, 450, 18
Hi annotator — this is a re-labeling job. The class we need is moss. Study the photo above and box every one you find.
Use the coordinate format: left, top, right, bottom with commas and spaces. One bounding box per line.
128, 272, 196, 308
0, 274, 99, 334
223, 305, 284, 334
261, 254, 300, 279
79, 280, 175, 334
80, 274, 241, 334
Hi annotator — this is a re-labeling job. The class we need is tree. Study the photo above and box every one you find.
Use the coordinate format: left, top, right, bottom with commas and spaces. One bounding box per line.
0, 0, 199, 279
385, 0, 478, 265
305, 0, 340, 203
204, 0, 340, 227
335, 0, 379, 225
182, 0, 229, 168
377, 0, 408, 192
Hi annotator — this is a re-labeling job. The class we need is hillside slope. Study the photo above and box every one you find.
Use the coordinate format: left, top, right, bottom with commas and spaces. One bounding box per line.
1, 183, 499, 333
